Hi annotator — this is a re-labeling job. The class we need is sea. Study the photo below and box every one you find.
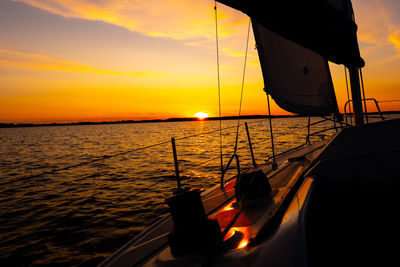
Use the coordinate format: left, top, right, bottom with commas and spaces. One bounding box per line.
0, 115, 395, 266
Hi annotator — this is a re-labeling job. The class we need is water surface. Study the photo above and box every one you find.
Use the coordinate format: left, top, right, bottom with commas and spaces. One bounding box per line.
1, 116, 388, 265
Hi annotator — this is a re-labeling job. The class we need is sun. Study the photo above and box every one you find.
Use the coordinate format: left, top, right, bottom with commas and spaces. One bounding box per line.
194, 112, 209, 120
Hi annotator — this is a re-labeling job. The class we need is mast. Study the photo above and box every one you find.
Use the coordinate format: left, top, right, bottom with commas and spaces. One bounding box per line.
348, 67, 364, 125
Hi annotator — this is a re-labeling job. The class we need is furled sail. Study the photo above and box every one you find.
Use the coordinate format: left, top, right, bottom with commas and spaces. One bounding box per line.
216, 0, 363, 67
252, 20, 339, 115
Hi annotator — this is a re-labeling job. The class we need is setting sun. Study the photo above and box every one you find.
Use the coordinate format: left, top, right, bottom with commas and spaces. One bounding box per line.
194, 112, 209, 120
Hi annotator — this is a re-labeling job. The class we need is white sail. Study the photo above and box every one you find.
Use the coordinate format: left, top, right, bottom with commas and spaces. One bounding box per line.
252, 20, 339, 115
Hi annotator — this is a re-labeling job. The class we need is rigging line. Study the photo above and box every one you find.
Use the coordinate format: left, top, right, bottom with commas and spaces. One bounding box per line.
184, 155, 223, 168
86, 179, 165, 219
214, 1, 224, 176
110, 180, 162, 207
344, 66, 351, 109
234, 19, 251, 153
265, 92, 277, 170
359, 68, 368, 123
378, 99, 400, 103
174, 123, 241, 141
4, 119, 267, 186
174, 118, 267, 142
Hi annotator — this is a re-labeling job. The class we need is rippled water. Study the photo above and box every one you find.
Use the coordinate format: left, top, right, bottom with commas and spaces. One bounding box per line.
0, 116, 393, 266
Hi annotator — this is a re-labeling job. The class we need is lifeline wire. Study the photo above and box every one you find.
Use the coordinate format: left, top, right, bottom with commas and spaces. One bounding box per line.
214, 1, 224, 175
0, 140, 171, 187
378, 99, 400, 103
4, 119, 268, 187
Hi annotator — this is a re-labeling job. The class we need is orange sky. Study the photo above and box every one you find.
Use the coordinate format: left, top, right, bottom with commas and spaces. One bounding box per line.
0, 0, 400, 123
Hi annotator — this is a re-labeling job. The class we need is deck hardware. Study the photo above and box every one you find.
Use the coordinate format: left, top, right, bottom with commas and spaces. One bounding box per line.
166, 188, 221, 256
235, 169, 271, 202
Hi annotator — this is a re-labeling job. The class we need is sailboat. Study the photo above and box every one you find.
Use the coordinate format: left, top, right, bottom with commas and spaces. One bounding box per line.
100, 0, 400, 266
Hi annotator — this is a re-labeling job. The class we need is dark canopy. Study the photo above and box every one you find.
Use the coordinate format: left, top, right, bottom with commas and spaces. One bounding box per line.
216, 0, 364, 67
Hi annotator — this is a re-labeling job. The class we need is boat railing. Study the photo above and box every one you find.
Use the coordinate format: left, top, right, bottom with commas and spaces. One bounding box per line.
171, 119, 267, 189
305, 115, 343, 145
3, 119, 269, 195
4, 117, 339, 229
261, 115, 339, 165
344, 98, 385, 125
171, 117, 337, 189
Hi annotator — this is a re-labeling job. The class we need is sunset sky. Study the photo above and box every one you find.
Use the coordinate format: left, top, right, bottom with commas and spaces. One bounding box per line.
1, 0, 400, 123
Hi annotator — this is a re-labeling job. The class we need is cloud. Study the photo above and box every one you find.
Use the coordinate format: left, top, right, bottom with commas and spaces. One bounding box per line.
350, 0, 400, 65
0, 48, 162, 76
388, 32, 400, 55
14, 0, 399, 71
12, 0, 253, 64
13, 0, 246, 40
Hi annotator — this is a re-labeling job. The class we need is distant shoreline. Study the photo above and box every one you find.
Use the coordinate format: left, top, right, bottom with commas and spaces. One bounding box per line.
1, 111, 400, 128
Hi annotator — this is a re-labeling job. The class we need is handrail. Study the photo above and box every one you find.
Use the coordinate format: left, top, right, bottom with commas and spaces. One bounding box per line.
7, 116, 337, 189
174, 119, 267, 142
344, 98, 384, 125
87, 115, 337, 217
321, 115, 351, 127
305, 115, 340, 145
5, 119, 269, 186
5, 116, 342, 209
308, 126, 338, 137
220, 153, 240, 188
266, 143, 306, 162
174, 114, 335, 188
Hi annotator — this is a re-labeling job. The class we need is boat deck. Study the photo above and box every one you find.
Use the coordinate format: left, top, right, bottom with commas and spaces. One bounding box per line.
100, 141, 326, 266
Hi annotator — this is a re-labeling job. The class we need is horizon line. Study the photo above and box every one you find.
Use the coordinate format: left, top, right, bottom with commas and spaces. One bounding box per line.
2, 111, 400, 128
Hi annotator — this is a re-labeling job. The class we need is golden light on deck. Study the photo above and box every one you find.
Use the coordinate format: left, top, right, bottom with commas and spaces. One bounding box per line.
194, 112, 208, 120
237, 239, 249, 249
232, 226, 251, 250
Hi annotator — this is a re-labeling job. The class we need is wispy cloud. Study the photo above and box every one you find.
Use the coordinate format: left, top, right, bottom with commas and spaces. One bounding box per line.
388, 32, 400, 55
0, 48, 162, 76
13, 0, 251, 61
15, 0, 400, 67
348, 0, 400, 67
14, 0, 245, 40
